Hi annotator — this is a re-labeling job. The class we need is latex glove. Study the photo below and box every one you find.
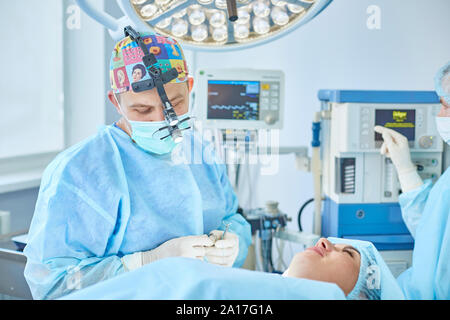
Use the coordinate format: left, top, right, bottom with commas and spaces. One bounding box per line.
205, 230, 239, 267
121, 235, 214, 271
374, 126, 423, 192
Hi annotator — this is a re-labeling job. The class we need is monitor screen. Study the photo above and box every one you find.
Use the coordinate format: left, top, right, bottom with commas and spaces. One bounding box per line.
207, 80, 260, 121
374, 109, 416, 141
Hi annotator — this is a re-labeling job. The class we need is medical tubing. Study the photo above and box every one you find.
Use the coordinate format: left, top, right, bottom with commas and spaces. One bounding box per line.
311, 112, 323, 235
268, 234, 280, 273
266, 238, 273, 272
246, 160, 253, 210
235, 163, 241, 189
297, 198, 314, 232
254, 231, 263, 272
256, 217, 266, 271
259, 217, 267, 272
274, 225, 288, 270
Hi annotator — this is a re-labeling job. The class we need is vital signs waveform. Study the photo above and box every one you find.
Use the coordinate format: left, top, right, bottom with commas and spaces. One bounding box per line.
210, 104, 255, 110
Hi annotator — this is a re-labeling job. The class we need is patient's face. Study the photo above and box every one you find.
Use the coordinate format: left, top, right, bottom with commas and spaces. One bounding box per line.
283, 238, 361, 296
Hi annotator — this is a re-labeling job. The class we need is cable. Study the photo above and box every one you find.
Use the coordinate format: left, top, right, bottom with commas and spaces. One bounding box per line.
274, 226, 288, 271
235, 163, 241, 189
254, 218, 264, 272
297, 198, 314, 232
268, 236, 276, 273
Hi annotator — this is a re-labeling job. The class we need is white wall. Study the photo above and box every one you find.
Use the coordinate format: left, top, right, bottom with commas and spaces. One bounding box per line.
64, 0, 106, 146
185, 0, 450, 232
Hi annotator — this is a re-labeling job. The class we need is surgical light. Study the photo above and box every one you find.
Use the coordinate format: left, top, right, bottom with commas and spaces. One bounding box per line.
270, 6, 289, 26
236, 8, 250, 24
140, 4, 158, 19
171, 18, 189, 37
209, 10, 226, 27
253, 1, 270, 18
76, 0, 332, 51
215, 0, 228, 10
271, 0, 287, 6
234, 23, 250, 39
191, 24, 209, 41
287, 3, 306, 14
188, 5, 206, 25
156, 17, 172, 28
173, 8, 187, 18
253, 17, 270, 34
212, 25, 228, 42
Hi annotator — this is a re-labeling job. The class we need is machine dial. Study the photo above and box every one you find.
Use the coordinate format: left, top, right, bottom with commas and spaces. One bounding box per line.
264, 115, 276, 125
419, 136, 434, 149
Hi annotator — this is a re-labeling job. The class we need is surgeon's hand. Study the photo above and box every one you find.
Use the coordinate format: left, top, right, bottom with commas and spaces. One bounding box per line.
121, 235, 214, 271
374, 126, 423, 192
205, 230, 239, 267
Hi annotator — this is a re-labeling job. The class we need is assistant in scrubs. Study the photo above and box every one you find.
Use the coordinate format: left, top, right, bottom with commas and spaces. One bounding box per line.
374, 61, 450, 299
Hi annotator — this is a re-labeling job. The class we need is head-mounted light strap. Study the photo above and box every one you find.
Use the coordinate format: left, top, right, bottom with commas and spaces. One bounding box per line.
124, 26, 180, 127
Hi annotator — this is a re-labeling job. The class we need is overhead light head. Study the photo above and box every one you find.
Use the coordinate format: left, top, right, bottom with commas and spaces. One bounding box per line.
129, 0, 331, 50
76, 0, 332, 51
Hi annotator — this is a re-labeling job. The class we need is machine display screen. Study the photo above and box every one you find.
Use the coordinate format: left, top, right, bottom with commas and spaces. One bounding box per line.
375, 109, 416, 141
207, 80, 260, 120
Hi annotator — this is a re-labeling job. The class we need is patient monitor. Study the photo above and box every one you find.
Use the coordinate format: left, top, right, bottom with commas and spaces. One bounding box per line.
320, 91, 443, 206
194, 68, 284, 130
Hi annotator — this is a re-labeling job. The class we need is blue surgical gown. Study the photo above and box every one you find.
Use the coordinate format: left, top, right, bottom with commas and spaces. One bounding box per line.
397, 167, 450, 299
23, 125, 252, 300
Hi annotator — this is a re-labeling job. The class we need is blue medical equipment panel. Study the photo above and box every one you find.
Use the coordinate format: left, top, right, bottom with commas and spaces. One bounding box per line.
318, 90, 441, 251
318, 90, 440, 104
322, 197, 414, 250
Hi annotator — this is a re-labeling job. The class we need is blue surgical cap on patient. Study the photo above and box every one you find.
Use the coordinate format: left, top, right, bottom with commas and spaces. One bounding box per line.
328, 237, 404, 300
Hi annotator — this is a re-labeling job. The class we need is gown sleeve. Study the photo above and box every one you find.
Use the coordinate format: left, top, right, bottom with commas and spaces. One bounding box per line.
398, 179, 433, 238
23, 179, 126, 300
396, 169, 450, 299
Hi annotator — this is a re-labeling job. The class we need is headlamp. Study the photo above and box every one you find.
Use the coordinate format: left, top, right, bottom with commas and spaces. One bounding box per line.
124, 25, 192, 140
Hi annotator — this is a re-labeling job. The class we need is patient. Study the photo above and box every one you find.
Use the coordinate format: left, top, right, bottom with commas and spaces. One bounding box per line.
283, 238, 360, 296
282, 237, 404, 300
63, 236, 405, 300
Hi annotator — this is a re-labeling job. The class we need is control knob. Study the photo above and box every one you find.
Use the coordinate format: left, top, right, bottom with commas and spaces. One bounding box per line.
264, 115, 276, 125
419, 136, 434, 149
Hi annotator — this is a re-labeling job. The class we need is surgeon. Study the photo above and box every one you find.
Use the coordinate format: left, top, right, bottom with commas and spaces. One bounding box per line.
373, 61, 450, 299
23, 30, 252, 300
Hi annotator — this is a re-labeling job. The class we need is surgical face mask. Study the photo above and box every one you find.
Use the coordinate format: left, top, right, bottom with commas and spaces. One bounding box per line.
436, 116, 450, 145
114, 94, 190, 155
127, 113, 191, 155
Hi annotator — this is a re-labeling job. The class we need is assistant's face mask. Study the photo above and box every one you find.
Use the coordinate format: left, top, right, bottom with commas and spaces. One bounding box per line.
436, 116, 450, 145
128, 113, 190, 155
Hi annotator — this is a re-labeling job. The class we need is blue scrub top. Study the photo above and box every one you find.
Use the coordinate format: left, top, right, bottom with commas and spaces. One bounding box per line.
23, 125, 251, 300
397, 167, 450, 299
